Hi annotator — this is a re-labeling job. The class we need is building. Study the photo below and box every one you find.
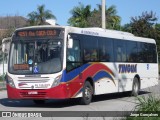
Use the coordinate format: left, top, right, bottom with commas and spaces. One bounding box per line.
0, 16, 27, 75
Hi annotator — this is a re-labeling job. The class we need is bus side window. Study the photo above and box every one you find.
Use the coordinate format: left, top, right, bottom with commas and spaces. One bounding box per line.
67, 35, 81, 72
114, 40, 127, 62
84, 49, 91, 61
117, 47, 122, 62
116, 47, 126, 62
91, 49, 98, 61
84, 49, 98, 62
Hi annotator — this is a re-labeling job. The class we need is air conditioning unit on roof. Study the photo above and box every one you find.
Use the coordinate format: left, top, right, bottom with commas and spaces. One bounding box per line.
45, 19, 56, 25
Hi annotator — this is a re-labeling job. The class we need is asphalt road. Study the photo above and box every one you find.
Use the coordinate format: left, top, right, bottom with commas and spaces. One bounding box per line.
0, 81, 160, 120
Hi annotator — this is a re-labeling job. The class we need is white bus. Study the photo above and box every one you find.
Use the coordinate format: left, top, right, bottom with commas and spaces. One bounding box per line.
6, 26, 158, 105
0, 37, 11, 75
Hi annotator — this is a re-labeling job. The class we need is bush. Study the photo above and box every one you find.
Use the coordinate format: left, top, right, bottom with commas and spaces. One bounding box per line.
0, 75, 3, 81
0, 74, 5, 81
136, 95, 160, 111
126, 95, 160, 120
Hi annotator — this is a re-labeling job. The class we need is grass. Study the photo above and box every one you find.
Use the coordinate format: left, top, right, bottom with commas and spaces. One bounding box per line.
135, 95, 160, 111
125, 94, 160, 120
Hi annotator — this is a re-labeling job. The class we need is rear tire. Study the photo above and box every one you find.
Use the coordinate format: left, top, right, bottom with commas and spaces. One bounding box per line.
80, 81, 93, 105
33, 100, 45, 104
132, 77, 140, 96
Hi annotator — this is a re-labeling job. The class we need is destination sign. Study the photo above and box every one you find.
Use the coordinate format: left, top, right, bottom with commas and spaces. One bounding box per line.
16, 29, 61, 37
14, 64, 29, 70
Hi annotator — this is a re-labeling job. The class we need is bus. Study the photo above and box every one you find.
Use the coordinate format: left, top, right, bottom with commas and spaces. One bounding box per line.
6, 25, 158, 105
0, 37, 11, 75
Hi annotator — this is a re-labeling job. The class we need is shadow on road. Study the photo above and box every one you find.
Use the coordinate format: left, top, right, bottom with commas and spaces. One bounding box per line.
0, 90, 150, 108
92, 91, 150, 103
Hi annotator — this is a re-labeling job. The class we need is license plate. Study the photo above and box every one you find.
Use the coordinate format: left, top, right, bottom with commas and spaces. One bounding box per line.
28, 91, 38, 95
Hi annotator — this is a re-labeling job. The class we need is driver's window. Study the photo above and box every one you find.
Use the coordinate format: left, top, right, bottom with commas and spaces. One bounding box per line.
67, 35, 81, 72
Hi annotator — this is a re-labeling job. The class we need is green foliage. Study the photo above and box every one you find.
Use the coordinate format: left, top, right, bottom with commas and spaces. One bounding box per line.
67, 3, 91, 27
130, 11, 157, 38
126, 116, 160, 120
87, 4, 121, 30
105, 5, 121, 29
0, 76, 2, 81
126, 95, 160, 120
27, 11, 38, 26
27, 4, 56, 26
68, 3, 121, 29
122, 11, 158, 37
0, 75, 4, 81
136, 95, 160, 111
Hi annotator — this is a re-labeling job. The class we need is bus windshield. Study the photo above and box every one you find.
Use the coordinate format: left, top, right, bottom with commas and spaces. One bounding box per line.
9, 38, 63, 74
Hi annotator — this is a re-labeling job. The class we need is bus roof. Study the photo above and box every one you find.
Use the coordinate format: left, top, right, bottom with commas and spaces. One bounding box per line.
15, 25, 156, 44
15, 25, 64, 31
69, 27, 156, 44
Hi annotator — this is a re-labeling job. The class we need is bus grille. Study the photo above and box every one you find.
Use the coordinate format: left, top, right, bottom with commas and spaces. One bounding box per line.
18, 77, 50, 83
20, 91, 46, 98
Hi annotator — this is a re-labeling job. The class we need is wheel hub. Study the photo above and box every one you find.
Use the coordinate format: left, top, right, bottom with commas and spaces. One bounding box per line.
85, 87, 91, 99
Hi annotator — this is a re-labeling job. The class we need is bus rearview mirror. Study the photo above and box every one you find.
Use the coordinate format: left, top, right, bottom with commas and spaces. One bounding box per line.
68, 38, 73, 48
2, 44, 5, 53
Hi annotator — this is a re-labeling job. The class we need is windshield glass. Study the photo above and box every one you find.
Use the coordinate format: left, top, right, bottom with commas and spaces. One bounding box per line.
9, 39, 63, 74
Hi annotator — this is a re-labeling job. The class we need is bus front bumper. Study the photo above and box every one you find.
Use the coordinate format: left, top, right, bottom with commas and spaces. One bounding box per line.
6, 84, 70, 100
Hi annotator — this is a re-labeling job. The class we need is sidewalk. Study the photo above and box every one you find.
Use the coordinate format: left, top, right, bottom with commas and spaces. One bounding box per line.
0, 81, 6, 90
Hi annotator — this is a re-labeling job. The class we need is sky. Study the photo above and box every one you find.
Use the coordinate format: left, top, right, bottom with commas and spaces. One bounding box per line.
0, 0, 160, 26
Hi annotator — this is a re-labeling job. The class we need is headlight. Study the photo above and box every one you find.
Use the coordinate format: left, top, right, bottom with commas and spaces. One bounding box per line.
6, 75, 15, 88
51, 75, 62, 88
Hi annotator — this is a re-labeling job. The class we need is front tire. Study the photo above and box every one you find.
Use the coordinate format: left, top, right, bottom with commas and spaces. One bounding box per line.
80, 81, 93, 105
132, 77, 140, 96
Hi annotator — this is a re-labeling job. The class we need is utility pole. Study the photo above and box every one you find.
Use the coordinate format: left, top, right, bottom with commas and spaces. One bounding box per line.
3, 51, 4, 80
102, 0, 106, 29
2, 43, 5, 82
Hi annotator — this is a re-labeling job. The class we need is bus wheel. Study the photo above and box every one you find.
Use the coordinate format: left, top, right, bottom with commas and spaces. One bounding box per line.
132, 77, 140, 96
80, 81, 93, 105
33, 100, 45, 104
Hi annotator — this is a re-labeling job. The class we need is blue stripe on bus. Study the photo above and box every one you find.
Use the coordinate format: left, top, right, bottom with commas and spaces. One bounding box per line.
60, 63, 91, 82
93, 71, 113, 82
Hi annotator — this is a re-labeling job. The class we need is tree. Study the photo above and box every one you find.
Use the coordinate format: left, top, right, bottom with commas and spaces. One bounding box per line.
27, 4, 56, 25
122, 11, 158, 36
68, 3, 91, 27
87, 4, 121, 29
0, 27, 15, 46
121, 23, 132, 33
4, 27, 15, 38
68, 3, 121, 29
27, 12, 37, 26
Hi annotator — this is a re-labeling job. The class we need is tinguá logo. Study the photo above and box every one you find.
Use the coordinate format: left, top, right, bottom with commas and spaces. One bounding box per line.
119, 64, 137, 73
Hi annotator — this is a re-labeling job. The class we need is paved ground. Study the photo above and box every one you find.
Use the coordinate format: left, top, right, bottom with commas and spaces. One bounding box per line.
0, 81, 160, 120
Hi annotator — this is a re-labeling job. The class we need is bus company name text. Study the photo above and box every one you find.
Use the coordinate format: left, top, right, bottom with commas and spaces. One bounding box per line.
119, 64, 137, 73
81, 30, 99, 36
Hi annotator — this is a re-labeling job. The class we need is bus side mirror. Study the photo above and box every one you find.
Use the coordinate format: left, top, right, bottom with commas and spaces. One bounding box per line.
2, 43, 5, 53
67, 35, 73, 48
